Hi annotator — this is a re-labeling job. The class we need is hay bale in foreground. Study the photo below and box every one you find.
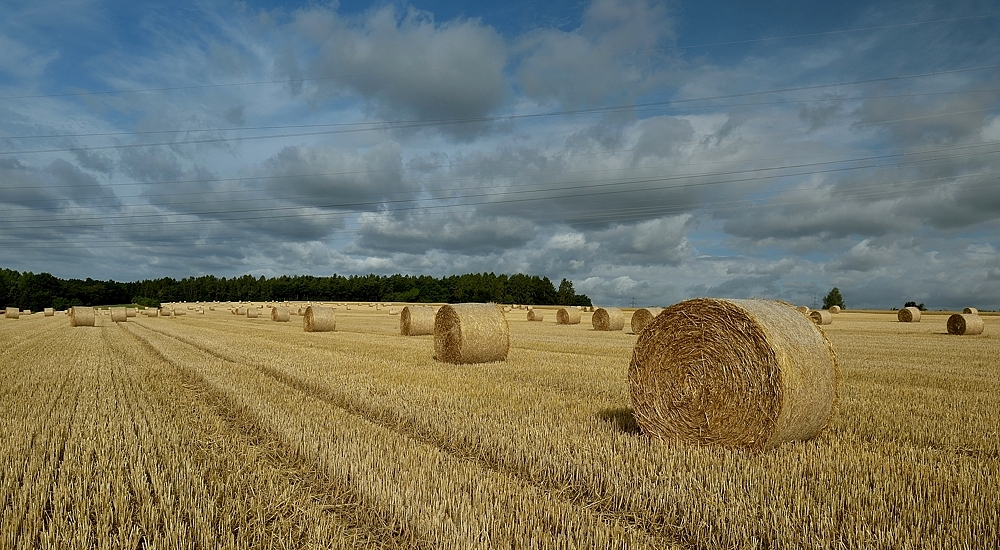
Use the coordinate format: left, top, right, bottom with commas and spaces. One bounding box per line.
125, 308, 136, 317
5, 307, 19, 319
948, 313, 984, 335
271, 307, 290, 322
829, 305, 841, 314
303, 306, 336, 332
110, 307, 127, 323
44, 308, 54, 317
527, 309, 544, 321
556, 308, 582, 325
434, 303, 509, 364
593, 307, 625, 331
898, 307, 921, 322
963, 307, 979, 315
630, 308, 661, 334
629, 298, 838, 450
810, 310, 833, 325
401, 306, 435, 336
70, 307, 96, 327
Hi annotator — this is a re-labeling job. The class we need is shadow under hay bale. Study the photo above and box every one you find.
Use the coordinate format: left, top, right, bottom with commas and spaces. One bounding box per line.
596, 407, 642, 434
629, 298, 838, 450
434, 303, 509, 364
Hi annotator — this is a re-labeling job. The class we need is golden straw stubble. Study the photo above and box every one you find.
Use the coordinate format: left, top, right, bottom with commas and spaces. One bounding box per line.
434, 303, 509, 364
303, 306, 336, 332
400, 306, 435, 336
629, 298, 838, 450
947, 313, 984, 335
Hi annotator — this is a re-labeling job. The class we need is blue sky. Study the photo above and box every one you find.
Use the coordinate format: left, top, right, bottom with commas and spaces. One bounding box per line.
1, 0, 999, 309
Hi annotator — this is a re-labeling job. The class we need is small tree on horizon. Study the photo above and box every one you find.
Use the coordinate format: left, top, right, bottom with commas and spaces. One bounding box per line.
822, 287, 845, 310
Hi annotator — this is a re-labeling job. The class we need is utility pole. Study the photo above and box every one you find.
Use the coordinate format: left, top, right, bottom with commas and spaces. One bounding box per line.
630, 295, 637, 308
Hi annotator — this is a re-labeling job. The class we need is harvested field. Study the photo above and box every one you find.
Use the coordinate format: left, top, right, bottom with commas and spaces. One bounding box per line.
0, 307, 997, 548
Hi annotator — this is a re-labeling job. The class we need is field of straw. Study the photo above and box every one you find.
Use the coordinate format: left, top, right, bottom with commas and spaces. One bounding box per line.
1, 304, 997, 548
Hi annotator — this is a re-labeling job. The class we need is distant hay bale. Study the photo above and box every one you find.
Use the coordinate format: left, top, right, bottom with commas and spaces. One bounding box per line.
5, 307, 19, 319
948, 313, 984, 335
526, 305, 533, 311
527, 309, 544, 321
146, 308, 158, 317
110, 307, 127, 323
963, 307, 978, 315
898, 307, 921, 322
246, 307, 260, 319
389, 308, 399, 315
796, 306, 810, 314
209, 306, 215, 311
22, 310, 31, 315
174, 310, 186, 316
810, 310, 833, 325
160, 307, 173, 317
271, 307, 290, 322
829, 305, 841, 314
44, 308, 54, 317
70, 306, 96, 327
303, 306, 336, 332
345, 306, 351, 311
125, 308, 136, 317
434, 303, 509, 364
592, 307, 625, 331
630, 308, 661, 334
236, 307, 246, 316
629, 298, 838, 450
401, 306, 435, 336
556, 308, 582, 325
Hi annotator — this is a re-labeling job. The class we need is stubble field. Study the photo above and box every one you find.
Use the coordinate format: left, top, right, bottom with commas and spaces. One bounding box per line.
1, 305, 998, 549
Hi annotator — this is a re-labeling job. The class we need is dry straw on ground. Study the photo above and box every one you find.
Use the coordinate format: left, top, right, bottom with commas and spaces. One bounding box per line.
556, 308, 582, 325
44, 308, 54, 317
434, 303, 509, 364
271, 307, 290, 322
110, 307, 127, 323
592, 307, 625, 331
947, 313, 984, 335
630, 308, 661, 334
5, 307, 19, 319
898, 307, 921, 322
629, 298, 838, 450
526, 310, 544, 322
963, 307, 979, 315
303, 306, 336, 332
829, 305, 841, 313
400, 306, 435, 336
810, 310, 833, 325
70, 306, 96, 327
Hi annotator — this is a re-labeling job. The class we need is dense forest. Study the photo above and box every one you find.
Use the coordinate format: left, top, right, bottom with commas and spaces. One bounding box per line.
0, 268, 591, 310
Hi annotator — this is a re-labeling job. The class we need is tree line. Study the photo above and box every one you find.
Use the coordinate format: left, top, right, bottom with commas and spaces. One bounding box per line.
0, 268, 592, 311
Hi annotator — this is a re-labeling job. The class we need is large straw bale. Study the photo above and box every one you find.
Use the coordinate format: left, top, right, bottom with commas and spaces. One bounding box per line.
246, 307, 260, 319
70, 306, 96, 327
630, 308, 661, 334
963, 307, 978, 315
898, 307, 921, 322
556, 308, 582, 325
829, 305, 841, 314
434, 303, 509, 364
303, 306, 336, 332
810, 310, 833, 325
271, 307, 290, 322
125, 308, 136, 317
592, 307, 625, 331
401, 306, 435, 336
629, 298, 838, 450
44, 308, 54, 317
527, 309, 544, 321
948, 313, 984, 335
5, 307, 19, 319
110, 307, 127, 323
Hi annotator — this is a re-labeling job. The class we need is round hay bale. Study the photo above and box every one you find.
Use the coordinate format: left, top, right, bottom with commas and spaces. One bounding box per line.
209, 306, 215, 311
629, 298, 838, 449
434, 303, 509, 364
236, 307, 246, 316
110, 307, 127, 323
44, 308, 54, 317
963, 307, 978, 315
5, 307, 19, 319
22, 310, 31, 316
526, 305, 533, 311
303, 306, 336, 332
556, 308, 582, 325
527, 309, 544, 322
796, 305, 810, 314
401, 306, 435, 336
948, 313, 984, 335
630, 308, 661, 334
70, 306, 96, 327
271, 307, 290, 322
246, 308, 259, 319
592, 307, 625, 331
146, 308, 158, 318
829, 305, 841, 314
810, 310, 833, 325
125, 308, 136, 317
389, 308, 399, 315
898, 307, 921, 322
174, 310, 186, 316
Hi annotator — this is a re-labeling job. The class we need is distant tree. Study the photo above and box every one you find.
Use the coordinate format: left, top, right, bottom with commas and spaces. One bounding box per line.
904, 301, 926, 311
822, 287, 845, 310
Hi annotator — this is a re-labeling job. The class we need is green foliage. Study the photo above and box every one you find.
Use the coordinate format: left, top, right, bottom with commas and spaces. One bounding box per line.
822, 287, 845, 310
904, 301, 926, 311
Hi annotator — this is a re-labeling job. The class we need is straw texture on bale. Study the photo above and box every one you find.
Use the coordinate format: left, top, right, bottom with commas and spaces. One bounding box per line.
236, 307, 246, 315
948, 313, 984, 335
23, 310, 31, 315
556, 307, 582, 325
146, 308, 158, 317
963, 307, 979, 315
271, 307, 290, 322
810, 310, 833, 325
70, 306, 96, 327
829, 305, 841, 314
303, 306, 336, 332
630, 308, 661, 334
434, 303, 509, 364
5, 307, 19, 319
400, 306, 435, 336
246, 307, 260, 319
44, 308, 54, 317
592, 307, 625, 331
110, 307, 127, 323
526, 310, 544, 321
898, 307, 921, 322
174, 310, 186, 316
125, 308, 136, 317
629, 298, 839, 450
